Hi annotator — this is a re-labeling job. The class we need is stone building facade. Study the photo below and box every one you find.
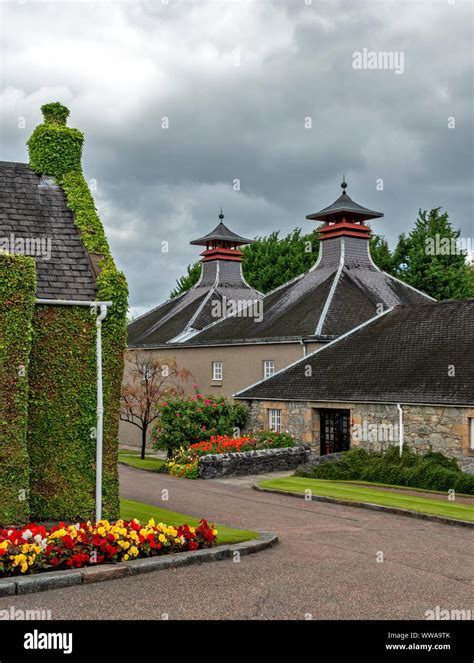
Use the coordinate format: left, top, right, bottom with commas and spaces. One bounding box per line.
243, 399, 474, 473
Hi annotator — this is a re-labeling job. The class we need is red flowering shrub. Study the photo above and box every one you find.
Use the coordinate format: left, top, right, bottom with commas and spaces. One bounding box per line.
191, 431, 295, 456
151, 387, 247, 456
0, 518, 217, 577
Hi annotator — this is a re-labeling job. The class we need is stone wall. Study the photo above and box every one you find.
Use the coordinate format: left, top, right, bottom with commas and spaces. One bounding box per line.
198, 445, 311, 479
242, 399, 474, 473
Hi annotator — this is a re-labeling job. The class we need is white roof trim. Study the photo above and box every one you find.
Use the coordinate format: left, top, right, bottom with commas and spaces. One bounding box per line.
314, 237, 345, 335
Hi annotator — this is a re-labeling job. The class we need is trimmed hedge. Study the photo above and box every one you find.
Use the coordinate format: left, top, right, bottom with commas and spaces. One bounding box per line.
0, 254, 36, 525
24, 102, 128, 522
295, 446, 474, 495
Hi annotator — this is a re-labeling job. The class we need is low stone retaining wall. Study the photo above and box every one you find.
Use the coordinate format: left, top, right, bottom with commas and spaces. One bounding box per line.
198, 445, 311, 479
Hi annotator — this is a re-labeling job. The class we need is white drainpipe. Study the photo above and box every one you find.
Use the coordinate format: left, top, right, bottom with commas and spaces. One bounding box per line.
36, 299, 112, 522
396, 404, 404, 457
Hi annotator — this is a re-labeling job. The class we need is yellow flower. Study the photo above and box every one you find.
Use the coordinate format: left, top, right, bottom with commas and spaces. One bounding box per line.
129, 546, 139, 557
158, 534, 167, 544
123, 554, 129, 561
147, 518, 155, 528
118, 540, 130, 550
212, 529, 218, 536
49, 528, 66, 539
20, 562, 28, 573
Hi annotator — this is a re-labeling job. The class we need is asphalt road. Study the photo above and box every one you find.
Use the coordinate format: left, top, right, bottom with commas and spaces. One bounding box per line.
1, 465, 472, 620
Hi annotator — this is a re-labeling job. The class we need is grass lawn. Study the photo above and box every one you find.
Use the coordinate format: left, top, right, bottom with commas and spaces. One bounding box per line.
120, 498, 257, 545
259, 478, 474, 522
118, 452, 166, 473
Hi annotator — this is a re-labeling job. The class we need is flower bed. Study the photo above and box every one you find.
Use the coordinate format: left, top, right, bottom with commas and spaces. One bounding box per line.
166, 431, 295, 479
0, 518, 217, 577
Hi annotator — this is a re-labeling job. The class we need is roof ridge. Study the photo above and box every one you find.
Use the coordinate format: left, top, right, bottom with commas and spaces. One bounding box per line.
315, 237, 345, 335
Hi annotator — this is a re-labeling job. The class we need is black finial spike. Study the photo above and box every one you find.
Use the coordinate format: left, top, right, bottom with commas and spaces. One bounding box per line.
341, 173, 347, 192
218, 206, 224, 221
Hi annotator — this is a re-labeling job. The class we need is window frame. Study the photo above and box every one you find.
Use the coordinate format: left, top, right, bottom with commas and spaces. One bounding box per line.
263, 359, 275, 380
212, 360, 223, 382
268, 408, 282, 432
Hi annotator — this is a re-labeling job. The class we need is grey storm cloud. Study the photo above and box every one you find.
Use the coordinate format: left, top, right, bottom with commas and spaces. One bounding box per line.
0, 0, 472, 317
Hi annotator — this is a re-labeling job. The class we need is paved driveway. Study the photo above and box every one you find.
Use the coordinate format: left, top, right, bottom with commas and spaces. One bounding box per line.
1, 465, 472, 620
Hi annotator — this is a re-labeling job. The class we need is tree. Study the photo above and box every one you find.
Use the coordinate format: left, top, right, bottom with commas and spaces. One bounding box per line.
392, 208, 474, 300
369, 233, 395, 273
242, 228, 320, 293
170, 262, 201, 298
169, 228, 320, 298
120, 352, 191, 459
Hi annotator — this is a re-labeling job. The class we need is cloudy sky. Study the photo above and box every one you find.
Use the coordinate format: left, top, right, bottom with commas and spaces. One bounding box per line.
1, 0, 472, 317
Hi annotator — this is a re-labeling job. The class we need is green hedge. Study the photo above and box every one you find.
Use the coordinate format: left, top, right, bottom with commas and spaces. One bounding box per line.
295, 446, 474, 495
0, 255, 36, 525
25, 101, 128, 522
27, 306, 97, 521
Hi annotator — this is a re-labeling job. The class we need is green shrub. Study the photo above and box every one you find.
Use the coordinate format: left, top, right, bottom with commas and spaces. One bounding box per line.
295, 445, 474, 495
151, 389, 247, 456
253, 430, 295, 449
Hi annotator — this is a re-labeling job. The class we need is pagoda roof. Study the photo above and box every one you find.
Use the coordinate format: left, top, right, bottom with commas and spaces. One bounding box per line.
306, 189, 383, 223
190, 221, 252, 246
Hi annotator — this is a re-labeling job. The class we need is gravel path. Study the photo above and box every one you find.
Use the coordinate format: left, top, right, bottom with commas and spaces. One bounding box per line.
1, 465, 472, 620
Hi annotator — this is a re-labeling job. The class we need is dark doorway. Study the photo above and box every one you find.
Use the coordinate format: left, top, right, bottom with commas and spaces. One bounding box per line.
320, 409, 351, 455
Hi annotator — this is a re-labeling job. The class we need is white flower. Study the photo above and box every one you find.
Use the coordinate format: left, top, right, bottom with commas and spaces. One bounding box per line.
22, 529, 33, 540
33, 534, 42, 544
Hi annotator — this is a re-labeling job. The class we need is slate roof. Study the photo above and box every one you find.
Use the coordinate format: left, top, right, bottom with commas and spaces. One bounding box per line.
235, 299, 474, 406
190, 221, 252, 246
0, 161, 97, 300
127, 257, 262, 347
185, 235, 431, 345
306, 191, 383, 222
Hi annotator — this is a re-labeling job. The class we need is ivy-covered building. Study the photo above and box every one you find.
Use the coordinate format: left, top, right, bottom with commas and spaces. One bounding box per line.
0, 103, 127, 526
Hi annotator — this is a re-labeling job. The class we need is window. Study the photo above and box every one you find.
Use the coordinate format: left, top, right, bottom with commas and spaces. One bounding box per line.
212, 361, 223, 381
263, 360, 275, 379
268, 409, 282, 432
470, 418, 474, 450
